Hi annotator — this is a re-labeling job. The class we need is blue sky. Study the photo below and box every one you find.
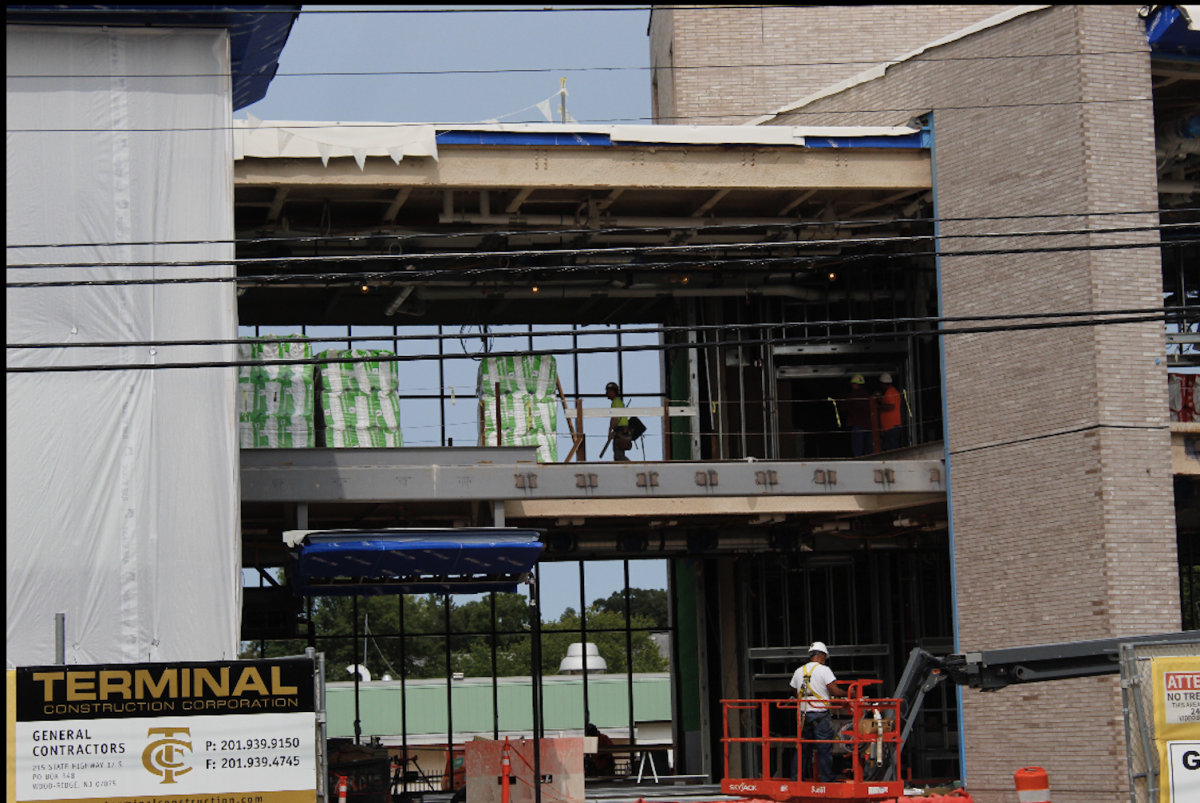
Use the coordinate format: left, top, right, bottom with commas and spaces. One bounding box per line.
239, 7, 667, 619
240, 5, 651, 124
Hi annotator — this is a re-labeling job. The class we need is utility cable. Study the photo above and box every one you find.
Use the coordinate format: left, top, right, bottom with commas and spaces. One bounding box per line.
6, 312, 1181, 374
11, 237, 1199, 289
5, 5, 767, 15
9, 208, 1193, 252
6, 219, 1190, 271
8, 90, 1182, 132
3, 49, 1163, 80
8, 306, 1192, 351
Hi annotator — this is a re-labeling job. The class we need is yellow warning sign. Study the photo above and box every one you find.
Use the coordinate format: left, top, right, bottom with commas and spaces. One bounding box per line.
1153, 656, 1200, 802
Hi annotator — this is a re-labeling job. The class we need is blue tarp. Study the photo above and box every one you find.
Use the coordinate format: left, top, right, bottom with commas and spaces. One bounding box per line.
290, 529, 543, 596
6, 5, 300, 109
1145, 5, 1200, 56
434, 129, 928, 149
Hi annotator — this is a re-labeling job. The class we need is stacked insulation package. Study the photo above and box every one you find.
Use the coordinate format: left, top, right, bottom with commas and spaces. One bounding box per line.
238, 336, 315, 448
318, 350, 404, 447
477, 355, 558, 463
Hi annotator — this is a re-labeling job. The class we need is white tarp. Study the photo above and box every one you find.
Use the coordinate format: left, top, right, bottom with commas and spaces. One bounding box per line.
6, 26, 241, 665
234, 120, 920, 162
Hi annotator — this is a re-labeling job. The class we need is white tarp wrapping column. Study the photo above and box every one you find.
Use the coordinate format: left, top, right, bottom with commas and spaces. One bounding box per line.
5, 26, 241, 664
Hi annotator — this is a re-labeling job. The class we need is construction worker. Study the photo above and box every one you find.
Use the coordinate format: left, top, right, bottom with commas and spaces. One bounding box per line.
789, 641, 847, 783
844, 375, 873, 457
584, 722, 615, 776
606, 381, 632, 462
878, 373, 903, 451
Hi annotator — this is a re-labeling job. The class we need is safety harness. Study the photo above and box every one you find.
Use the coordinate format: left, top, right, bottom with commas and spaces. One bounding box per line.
797, 664, 828, 714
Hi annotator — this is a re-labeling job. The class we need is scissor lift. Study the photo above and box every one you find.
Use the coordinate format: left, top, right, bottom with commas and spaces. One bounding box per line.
720, 680, 904, 801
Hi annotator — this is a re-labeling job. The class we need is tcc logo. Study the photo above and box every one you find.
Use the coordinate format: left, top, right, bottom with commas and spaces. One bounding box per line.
142, 727, 193, 784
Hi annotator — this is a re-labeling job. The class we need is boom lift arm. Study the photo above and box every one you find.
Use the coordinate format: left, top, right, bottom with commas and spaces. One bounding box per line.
877, 630, 1197, 781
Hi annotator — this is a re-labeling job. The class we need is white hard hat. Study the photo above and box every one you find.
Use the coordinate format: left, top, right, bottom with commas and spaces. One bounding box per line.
808, 641, 828, 655
879, 373, 893, 383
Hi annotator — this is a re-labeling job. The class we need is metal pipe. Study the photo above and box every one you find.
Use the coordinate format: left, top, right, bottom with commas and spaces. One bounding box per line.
438, 212, 898, 229
55, 613, 65, 665
255, 284, 903, 303
579, 561, 590, 729
352, 595, 361, 744
624, 560, 636, 747
531, 567, 543, 803
399, 597, 410, 795
444, 595, 453, 776
1159, 180, 1199, 194
490, 593, 500, 740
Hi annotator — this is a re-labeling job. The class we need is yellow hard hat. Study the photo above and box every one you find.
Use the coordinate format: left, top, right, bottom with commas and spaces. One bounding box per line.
850, 375, 865, 385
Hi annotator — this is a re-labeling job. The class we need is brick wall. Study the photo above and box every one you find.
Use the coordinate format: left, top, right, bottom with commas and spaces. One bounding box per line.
761, 6, 1178, 802
649, 5, 1011, 124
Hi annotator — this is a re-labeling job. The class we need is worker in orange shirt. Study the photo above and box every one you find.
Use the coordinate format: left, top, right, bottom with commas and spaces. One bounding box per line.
878, 373, 903, 451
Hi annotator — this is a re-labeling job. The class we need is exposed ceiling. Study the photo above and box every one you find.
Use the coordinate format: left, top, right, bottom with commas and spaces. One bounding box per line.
233, 146, 935, 327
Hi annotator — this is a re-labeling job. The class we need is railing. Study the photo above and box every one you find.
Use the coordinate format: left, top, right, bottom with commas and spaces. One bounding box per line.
720, 680, 904, 801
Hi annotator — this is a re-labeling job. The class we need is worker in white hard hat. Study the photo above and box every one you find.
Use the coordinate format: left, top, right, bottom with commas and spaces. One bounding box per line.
789, 641, 847, 783
877, 373, 903, 451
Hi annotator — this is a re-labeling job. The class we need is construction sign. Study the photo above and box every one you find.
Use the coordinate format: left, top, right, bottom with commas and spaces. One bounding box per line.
1154, 656, 1200, 802
6, 657, 318, 803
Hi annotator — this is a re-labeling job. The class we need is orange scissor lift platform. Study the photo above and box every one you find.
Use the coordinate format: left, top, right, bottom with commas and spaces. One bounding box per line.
720, 680, 904, 802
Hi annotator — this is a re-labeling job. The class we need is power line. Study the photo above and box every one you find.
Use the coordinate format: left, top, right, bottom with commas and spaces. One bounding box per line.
10, 307, 1188, 351
10, 207, 1192, 252
8, 90, 1184, 133
6, 311, 1186, 374
11, 236, 1200, 290
6, 221, 1188, 273
5, 5, 660, 16
3, 49, 1158, 80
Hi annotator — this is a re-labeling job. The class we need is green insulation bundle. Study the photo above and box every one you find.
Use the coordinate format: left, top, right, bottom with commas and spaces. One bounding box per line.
477, 355, 559, 462
478, 354, 558, 399
318, 350, 404, 448
238, 336, 315, 448
319, 349, 400, 393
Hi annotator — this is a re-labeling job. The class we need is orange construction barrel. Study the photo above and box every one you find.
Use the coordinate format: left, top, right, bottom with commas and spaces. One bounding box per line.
1014, 766, 1051, 803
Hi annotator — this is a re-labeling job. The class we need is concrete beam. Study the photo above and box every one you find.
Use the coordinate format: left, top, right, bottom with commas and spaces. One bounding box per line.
235, 147, 931, 192
266, 187, 289, 222
505, 187, 534, 213
240, 448, 946, 503
381, 187, 412, 223
506, 493, 946, 519
693, 189, 730, 217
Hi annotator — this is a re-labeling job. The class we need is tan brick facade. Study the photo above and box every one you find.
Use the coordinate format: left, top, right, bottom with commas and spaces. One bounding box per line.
649, 5, 1011, 124
654, 5, 1180, 801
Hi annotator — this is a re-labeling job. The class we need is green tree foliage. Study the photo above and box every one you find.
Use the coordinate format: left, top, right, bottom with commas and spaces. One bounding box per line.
241, 589, 669, 677
590, 588, 669, 629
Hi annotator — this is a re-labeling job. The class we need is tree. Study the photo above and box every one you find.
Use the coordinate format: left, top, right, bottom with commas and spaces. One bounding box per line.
241, 588, 670, 678
590, 588, 669, 629
541, 606, 668, 674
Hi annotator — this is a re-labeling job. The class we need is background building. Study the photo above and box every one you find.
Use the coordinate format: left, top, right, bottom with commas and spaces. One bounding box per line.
650, 5, 1198, 801
7, 6, 1196, 802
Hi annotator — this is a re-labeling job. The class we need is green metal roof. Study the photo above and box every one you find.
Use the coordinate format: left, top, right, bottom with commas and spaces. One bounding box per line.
326, 674, 671, 739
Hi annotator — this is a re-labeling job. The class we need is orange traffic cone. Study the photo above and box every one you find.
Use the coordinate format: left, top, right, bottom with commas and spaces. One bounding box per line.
1014, 767, 1051, 803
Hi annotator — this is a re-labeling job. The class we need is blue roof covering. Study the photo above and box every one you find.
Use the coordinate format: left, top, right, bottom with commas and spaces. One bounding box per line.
434, 129, 928, 150
437, 130, 613, 147
1145, 5, 1200, 56
290, 529, 544, 597
6, 5, 300, 109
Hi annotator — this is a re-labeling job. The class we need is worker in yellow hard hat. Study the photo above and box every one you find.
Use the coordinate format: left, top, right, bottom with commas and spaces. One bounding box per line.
606, 381, 632, 461
844, 374, 873, 457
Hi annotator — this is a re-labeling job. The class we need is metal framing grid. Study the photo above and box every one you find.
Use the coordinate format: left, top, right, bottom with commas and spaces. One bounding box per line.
246, 557, 673, 779
735, 546, 959, 781
246, 321, 667, 458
